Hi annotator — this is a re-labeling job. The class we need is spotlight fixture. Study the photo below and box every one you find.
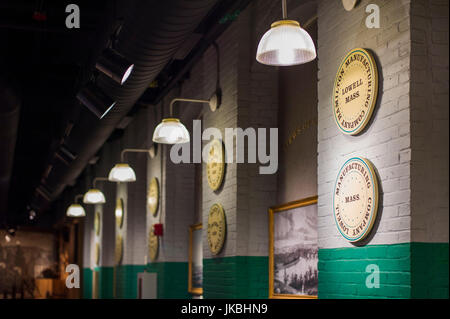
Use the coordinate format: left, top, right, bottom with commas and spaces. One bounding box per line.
83, 177, 108, 204
7, 227, 16, 236
29, 210, 36, 220
256, 0, 316, 66
108, 148, 157, 182
55, 145, 77, 166
77, 82, 117, 119
66, 194, 86, 217
96, 48, 134, 85
153, 93, 220, 145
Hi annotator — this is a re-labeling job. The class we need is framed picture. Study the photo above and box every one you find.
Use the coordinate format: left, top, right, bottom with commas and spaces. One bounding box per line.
269, 196, 318, 299
188, 223, 203, 295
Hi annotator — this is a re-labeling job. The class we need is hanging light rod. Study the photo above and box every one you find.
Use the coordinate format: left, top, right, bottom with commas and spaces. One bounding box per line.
83, 177, 108, 204
153, 93, 220, 145
108, 147, 157, 182
256, 0, 316, 66
66, 194, 86, 217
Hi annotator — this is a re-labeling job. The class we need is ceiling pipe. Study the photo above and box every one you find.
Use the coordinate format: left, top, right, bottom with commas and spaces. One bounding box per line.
40, 0, 219, 202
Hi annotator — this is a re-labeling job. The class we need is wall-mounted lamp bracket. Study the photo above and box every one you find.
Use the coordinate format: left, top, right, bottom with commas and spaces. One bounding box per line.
169, 91, 221, 116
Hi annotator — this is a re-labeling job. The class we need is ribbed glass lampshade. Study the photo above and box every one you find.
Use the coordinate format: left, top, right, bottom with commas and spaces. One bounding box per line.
83, 189, 106, 204
108, 163, 136, 182
66, 204, 86, 217
256, 20, 316, 66
152, 118, 190, 144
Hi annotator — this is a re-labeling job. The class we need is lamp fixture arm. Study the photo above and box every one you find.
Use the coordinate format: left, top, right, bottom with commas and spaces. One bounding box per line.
120, 148, 152, 162
93, 177, 109, 188
169, 98, 210, 117
74, 194, 84, 203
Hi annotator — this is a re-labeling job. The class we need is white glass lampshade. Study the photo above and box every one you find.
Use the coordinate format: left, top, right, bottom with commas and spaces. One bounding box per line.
256, 20, 316, 66
66, 204, 86, 217
152, 118, 190, 144
108, 163, 136, 182
83, 189, 106, 204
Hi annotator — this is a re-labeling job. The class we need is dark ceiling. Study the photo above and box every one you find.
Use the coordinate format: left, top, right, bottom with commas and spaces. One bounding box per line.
0, 0, 250, 229
0, 0, 121, 227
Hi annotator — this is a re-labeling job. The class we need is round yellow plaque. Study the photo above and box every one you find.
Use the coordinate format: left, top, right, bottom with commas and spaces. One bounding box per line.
147, 177, 159, 216
148, 228, 158, 262
333, 48, 378, 135
206, 139, 225, 191
333, 157, 379, 242
342, 0, 358, 11
95, 243, 100, 265
207, 203, 226, 255
94, 211, 101, 236
115, 198, 124, 229
115, 235, 123, 264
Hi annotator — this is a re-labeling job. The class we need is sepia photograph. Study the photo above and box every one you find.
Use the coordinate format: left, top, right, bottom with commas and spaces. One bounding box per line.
269, 197, 318, 299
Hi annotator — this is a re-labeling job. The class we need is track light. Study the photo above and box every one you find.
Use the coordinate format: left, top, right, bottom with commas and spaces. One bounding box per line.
96, 48, 134, 85
55, 145, 77, 166
256, 0, 316, 66
66, 194, 86, 217
77, 82, 116, 119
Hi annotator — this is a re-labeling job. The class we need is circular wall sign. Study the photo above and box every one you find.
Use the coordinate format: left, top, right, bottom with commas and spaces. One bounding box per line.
147, 177, 159, 216
333, 157, 379, 242
94, 211, 101, 236
207, 203, 226, 255
95, 243, 100, 265
115, 235, 123, 264
116, 198, 124, 229
148, 228, 158, 262
333, 48, 378, 135
206, 139, 225, 191
342, 0, 359, 11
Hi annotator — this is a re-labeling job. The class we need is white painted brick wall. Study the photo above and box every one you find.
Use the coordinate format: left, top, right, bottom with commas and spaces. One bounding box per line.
410, 0, 449, 243
317, 0, 413, 249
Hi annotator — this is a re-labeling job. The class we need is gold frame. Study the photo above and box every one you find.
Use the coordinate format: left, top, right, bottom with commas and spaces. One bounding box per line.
188, 223, 203, 295
206, 139, 225, 191
269, 196, 318, 299
94, 211, 101, 236
116, 198, 124, 229
332, 48, 379, 136
148, 177, 159, 217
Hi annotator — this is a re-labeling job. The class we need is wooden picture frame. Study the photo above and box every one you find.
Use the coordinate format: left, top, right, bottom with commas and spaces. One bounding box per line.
188, 223, 203, 295
269, 196, 318, 299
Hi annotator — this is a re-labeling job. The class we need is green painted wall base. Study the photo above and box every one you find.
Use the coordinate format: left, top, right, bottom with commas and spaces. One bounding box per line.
411, 242, 449, 298
203, 256, 268, 299
115, 264, 146, 299
82, 268, 92, 299
94, 266, 114, 299
146, 262, 189, 299
318, 242, 448, 299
